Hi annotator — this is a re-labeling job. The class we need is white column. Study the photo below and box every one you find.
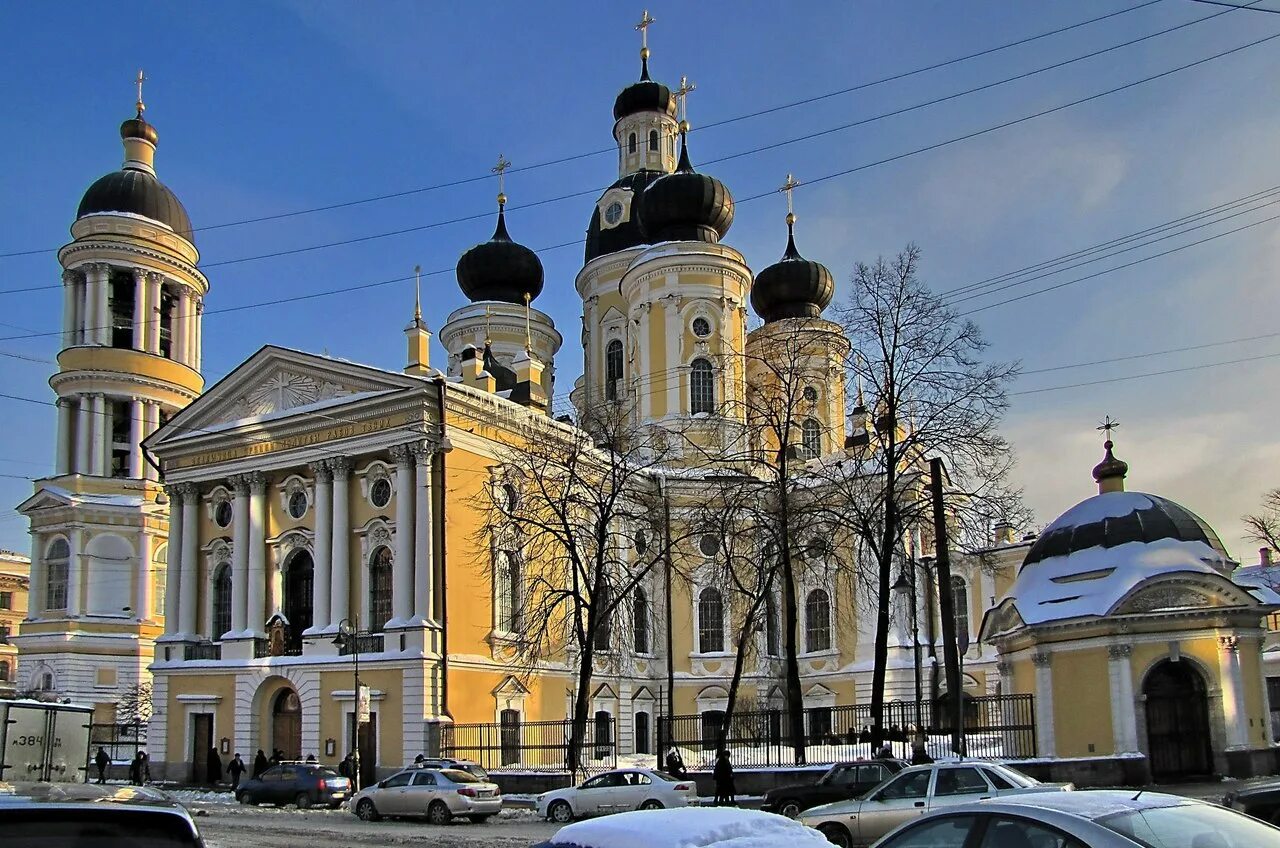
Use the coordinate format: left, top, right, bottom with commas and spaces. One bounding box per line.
412, 444, 434, 624
164, 487, 184, 634
136, 530, 153, 621
131, 269, 148, 350
193, 298, 203, 372
89, 263, 110, 346
129, 398, 145, 478
329, 458, 352, 627
179, 485, 199, 637
231, 477, 250, 635
664, 295, 681, 414
1260, 640, 1275, 745
82, 264, 102, 345
390, 444, 414, 628
308, 462, 333, 634
75, 397, 92, 475
90, 394, 107, 476
1032, 651, 1055, 758
1220, 636, 1249, 750
144, 403, 162, 481
1107, 644, 1139, 754
26, 539, 44, 619
145, 273, 163, 354
246, 473, 267, 635
172, 288, 188, 365
55, 399, 72, 475
61, 270, 78, 348
67, 528, 84, 617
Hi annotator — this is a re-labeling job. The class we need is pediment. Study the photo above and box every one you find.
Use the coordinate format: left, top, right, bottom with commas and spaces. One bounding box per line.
979, 599, 1026, 641
150, 345, 421, 446
492, 674, 530, 697
1109, 575, 1252, 616
16, 486, 73, 514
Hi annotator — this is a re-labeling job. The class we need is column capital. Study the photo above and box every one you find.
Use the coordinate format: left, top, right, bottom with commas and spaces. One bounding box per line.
131, 267, 150, 282
228, 474, 252, 495
1219, 635, 1240, 653
170, 482, 200, 502
1030, 651, 1052, 667
995, 660, 1011, 676
54, 397, 72, 410
1108, 644, 1133, 660
144, 270, 166, 284
310, 462, 333, 483
249, 471, 268, 494
389, 444, 415, 465
83, 262, 111, 278
329, 456, 352, 477
61, 268, 82, 286
195, 299, 205, 315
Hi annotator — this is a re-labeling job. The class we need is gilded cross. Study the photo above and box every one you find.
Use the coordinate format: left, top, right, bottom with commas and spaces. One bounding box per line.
413, 264, 422, 322
1097, 415, 1119, 441
135, 69, 147, 114
524, 291, 533, 350
635, 9, 655, 49
492, 154, 512, 205
780, 173, 800, 219
675, 75, 696, 123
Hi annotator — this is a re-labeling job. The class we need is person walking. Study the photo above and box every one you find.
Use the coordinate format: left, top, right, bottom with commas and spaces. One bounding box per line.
94, 747, 110, 784
338, 752, 355, 780
252, 749, 269, 779
228, 753, 246, 789
206, 747, 223, 787
713, 749, 735, 806
128, 751, 145, 786
141, 751, 151, 784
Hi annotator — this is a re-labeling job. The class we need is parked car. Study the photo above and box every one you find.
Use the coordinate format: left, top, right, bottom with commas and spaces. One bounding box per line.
762, 760, 909, 819
1225, 779, 1280, 825
537, 768, 698, 823
350, 766, 502, 824
867, 789, 1280, 848
234, 762, 351, 809
799, 762, 1070, 848
533, 807, 830, 848
0, 783, 206, 848
414, 757, 490, 781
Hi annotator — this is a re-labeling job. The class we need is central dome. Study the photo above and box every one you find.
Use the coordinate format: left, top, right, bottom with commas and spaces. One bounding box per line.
76, 114, 193, 241
640, 133, 733, 244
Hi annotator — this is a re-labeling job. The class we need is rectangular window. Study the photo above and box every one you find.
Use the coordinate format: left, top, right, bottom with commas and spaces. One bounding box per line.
807, 706, 833, 742
158, 289, 175, 359
47, 561, 68, 610
0, 591, 11, 610
110, 399, 131, 478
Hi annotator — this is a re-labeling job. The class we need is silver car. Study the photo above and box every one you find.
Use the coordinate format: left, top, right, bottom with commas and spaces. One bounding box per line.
866, 790, 1280, 847
537, 768, 698, 822
800, 762, 1070, 848
349, 766, 502, 824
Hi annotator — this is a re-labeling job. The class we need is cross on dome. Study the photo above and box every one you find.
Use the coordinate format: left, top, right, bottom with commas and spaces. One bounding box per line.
675, 75, 695, 128
135, 69, 147, 115
492, 154, 512, 207
635, 9, 655, 48
780, 173, 800, 225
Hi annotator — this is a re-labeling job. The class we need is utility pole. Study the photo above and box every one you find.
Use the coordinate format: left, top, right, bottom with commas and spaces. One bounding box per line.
930, 457, 963, 756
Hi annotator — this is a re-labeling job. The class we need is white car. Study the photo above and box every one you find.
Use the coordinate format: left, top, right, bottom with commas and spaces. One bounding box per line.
537, 768, 697, 822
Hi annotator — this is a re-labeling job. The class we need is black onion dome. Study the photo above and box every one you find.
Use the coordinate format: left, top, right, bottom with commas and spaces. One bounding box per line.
585, 169, 661, 262
456, 208, 545, 304
77, 169, 193, 240
751, 222, 834, 321
640, 134, 734, 243
613, 57, 677, 122
1022, 492, 1227, 568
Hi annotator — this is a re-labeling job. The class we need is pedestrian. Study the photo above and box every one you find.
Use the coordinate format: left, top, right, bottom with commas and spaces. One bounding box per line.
305, 753, 317, 764
228, 753, 246, 789
129, 751, 145, 785
270, 748, 283, 765
713, 749, 735, 806
94, 747, 110, 784
874, 744, 895, 760
207, 746, 223, 786
141, 751, 151, 783
339, 752, 355, 779
665, 747, 687, 779
414, 753, 425, 765
253, 749, 269, 779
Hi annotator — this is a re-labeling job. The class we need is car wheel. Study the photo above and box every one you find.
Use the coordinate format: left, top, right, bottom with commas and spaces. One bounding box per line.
238, 791, 255, 806
548, 800, 574, 823
467, 814, 492, 823
427, 801, 453, 825
779, 799, 802, 819
818, 823, 853, 848
295, 793, 312, 809
640, 800, 664, 811
355, 799, 380, 822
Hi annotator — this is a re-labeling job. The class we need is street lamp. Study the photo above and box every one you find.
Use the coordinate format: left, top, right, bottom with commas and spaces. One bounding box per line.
333, 616, 366, 792
891, 560, 924, 743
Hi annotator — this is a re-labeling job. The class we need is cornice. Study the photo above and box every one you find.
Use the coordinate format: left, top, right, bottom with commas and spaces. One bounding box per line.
59, 241, 209, 293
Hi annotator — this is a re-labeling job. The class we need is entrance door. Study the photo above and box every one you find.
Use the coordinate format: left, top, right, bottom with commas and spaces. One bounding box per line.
272, 689, 302, 760
283, 551, 314, 653
191, 714, 213, 784
1144, 660, 1213, 780
349, 712, 376, 789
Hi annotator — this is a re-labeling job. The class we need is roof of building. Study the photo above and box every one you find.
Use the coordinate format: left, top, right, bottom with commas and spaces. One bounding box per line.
456, 206, 544, 304
613, 56, 677, 122
77, 168, 193, 238
640, 132, 733, 244
751, 220, 834, 322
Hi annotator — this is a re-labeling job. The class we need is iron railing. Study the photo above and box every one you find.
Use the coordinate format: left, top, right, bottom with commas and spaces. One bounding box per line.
657, 694, 1036, 770
90, 722, 146, 765
338, 634, 384, 655
442, 716, 616, 773
183, 642, 221, 661
253, 638, 303, 658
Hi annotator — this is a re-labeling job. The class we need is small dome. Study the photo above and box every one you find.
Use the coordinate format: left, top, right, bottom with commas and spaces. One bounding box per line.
640, 133, 733, 244
456, 207, 544, 304
1092, 439, 1129, 486
751, 221, 834, 322
585, 170, 661, 262
120, 115, 158, 145
77, 168, 193, 240
613, 57, 676, 122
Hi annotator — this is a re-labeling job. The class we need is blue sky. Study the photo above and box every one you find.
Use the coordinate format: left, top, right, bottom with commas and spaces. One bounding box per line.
1, 1, 1279, 558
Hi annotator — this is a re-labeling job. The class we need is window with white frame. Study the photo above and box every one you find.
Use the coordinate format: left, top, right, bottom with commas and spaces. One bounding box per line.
698, 587, 725, 653
45, 538, 69, 611
690, 358, 714, 414
633, 588, 650, 654
369, 546, 393, 633
153, 544, 167, 619
951, 576, 969, 642
495, 550, 522, 633
211, 563, 232, 639
606, 340, 624, 401
802, 418, 822, 458
805, 588, 832, 652
648, 129, 659, 154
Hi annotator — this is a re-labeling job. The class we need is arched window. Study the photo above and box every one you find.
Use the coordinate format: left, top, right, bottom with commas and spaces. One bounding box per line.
698, 587, 725, 653
690, 358, 714, 414
283, 551, 314, 652
369, 546, 393, 633
805, 588, 831, 652
496, 551, 521, 633
635, 710, 651, 754
633, 588, 650, 654
212, 563, 232, 639
628, 132, 637, 154
45, 538, 70, 611
605, 340, 624, 401
951, 576, 969, 642
802, 418, 822, 458
594, 584, 612, 651
648, 129, 659, 153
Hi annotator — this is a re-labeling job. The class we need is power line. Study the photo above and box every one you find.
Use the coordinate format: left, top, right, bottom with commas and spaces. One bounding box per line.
0, 0, 1170, 261
1020, 329, 1280, 374
1011, 349, 1280, 394
1189, 0, 1280, 11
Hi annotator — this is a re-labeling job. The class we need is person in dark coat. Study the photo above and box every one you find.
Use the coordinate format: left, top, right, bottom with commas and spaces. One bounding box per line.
228, 753, 246, 789
712, 749, 735, 806
270, 749, 283, 765
664, 747, 687, 779
94, 747, 110, 784
206, 747, 223, 786
338, 752, 355, 779
129, 751, 145, 785
141, 751, 151, 783
252, 749, 269, 779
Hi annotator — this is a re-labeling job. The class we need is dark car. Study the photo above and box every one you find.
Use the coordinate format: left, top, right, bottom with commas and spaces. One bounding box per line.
761, 759, 907, 818
1225, 779, 1280, 825
235, 761, 351, 808
0, 783, 206, 848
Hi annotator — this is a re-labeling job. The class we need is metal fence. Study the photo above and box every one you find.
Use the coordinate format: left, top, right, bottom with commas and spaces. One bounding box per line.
90, 722, 147, 765
442, 715, 616, 773
657, 694, 1036, 770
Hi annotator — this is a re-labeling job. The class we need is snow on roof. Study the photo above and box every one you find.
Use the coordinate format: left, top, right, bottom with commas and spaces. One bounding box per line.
1005, 536, 1231, 625
39, 485, 146, 509
547, 808, 829, 848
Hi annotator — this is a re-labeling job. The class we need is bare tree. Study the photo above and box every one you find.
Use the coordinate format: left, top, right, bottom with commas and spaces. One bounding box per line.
117, 683, 153, 726
1245, 489, 1280, 558
826, 244, 1024, 744
475, 401, 688, 776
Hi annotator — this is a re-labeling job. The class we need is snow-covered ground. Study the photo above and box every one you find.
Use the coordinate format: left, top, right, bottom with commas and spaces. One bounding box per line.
546, 808, 828, 848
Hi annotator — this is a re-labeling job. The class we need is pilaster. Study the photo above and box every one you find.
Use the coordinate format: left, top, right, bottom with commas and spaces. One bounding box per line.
1031, 651, 1055, 758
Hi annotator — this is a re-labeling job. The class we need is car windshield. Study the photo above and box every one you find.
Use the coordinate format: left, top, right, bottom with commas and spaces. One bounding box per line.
652, 771, 680, 782
314, 767, 340, 778
983, 764, 1037, 788
1098, 802, 1278, 847
462, 764, 490, 780
441, 768, 479, 783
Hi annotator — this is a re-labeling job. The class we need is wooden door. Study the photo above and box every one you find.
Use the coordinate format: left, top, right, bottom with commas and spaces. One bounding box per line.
191, 714, 212, 784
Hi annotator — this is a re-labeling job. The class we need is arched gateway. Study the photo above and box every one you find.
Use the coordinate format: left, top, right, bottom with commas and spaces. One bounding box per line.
1143, 660, 1213, 781
272, 689, 302, 761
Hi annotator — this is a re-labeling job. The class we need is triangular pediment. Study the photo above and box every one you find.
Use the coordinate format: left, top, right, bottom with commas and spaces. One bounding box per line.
149, 345, 423, 447
492, 675, 531, 697
16, 486, 74, 514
